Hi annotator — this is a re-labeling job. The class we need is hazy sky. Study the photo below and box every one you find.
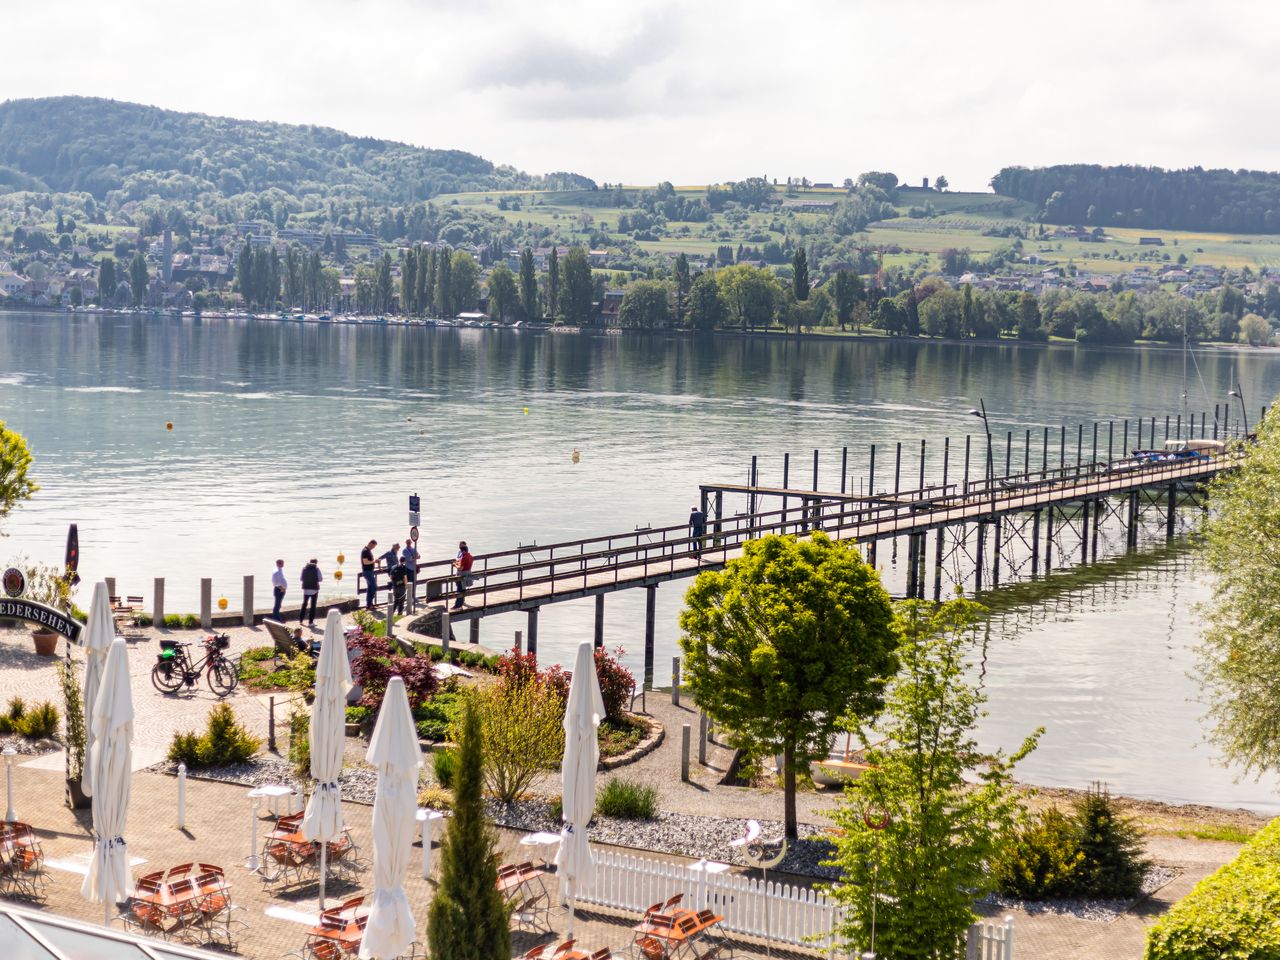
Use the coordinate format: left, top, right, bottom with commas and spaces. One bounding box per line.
6, 0, 1279, 191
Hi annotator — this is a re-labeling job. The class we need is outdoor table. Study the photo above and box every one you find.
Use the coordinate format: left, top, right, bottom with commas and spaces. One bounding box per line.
519, 830, 562, 867
632, 912, 724, 960
249, 783, 298, 818
417, 808, 445, 879
130, 875, 231, 942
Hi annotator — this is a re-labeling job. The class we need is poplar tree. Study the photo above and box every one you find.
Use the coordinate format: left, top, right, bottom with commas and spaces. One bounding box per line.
401, 251, 416, 314
427, 702, 510, 960
546, 246, 560, 319
559, 246, 593, 326
519, 247, 538, 321
792, 248, 809, 301
97, 256, 117, 305
129, 251, 148, 306
674, 253, 691, 325
435, 249, 452, 317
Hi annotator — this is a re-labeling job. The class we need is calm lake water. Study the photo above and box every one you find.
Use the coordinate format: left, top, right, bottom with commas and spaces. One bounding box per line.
3, 310, 1279, 810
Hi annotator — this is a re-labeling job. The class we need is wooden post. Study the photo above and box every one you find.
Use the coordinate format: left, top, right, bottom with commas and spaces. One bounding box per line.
526, 608, 538, 657
933, 527, 944, 601
513, 629, 522, 654
782, 452, 790, 528
698, 711, 708, 764
644, 585, 657, 689
905, 534, 918, 598
200, 578, 212, 630
1092, 498, 1102, 561
840, 446, 848, 495
1005, 431, 1012, 476
812, 448, 819, 492
594, 593, 605, 648
153, 577, 165, 626
1108, 421, 1114, 462
713, 491, 723, 542
749, 455, 758, 518
470, 618, 480, 645
671, 657, 681, 705
943, 436, 951, 494
1076, 423, 1083, 466
1127, 491, 1139, 549
1041, 427, 1049, 477
992, 517, 1002, 587
868, 444, 876, 496
681, 725, 691, 782
1092, 422, 1098, 465
918, 439, 926, 495
962, 434, 970, 494
243, 575, 254, 627
894, 442, 902, 494
975, 521, 986, 592
441, 610, 451, 654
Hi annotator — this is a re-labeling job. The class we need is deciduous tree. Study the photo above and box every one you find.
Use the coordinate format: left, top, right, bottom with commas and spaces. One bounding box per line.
486, 263, 518, 323
560, 246, 593, 326
687, 272, 726, 330
618, 280, 672, 328
0, 421, 38, 532
680, 533, 898, 839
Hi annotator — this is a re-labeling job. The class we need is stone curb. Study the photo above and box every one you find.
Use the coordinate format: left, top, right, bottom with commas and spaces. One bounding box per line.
600, 712, 664, 771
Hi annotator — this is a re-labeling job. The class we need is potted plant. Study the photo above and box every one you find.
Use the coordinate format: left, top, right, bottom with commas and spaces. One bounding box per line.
23, 562, 73, 657
59, 657, 89, 809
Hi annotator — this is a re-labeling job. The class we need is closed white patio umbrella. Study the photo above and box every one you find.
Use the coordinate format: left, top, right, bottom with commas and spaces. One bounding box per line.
80, 638, 134, 925
302, 608, 352, 912
359, 677, 422, 960
556, 641, 604, 937
79, 581, 115, 797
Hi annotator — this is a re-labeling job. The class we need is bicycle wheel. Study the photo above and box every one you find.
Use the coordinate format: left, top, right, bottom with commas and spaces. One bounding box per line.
151, 660, 185, 694
208, 658, 238, 697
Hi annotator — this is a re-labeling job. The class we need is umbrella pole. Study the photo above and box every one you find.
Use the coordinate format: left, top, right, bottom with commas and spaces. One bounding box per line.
319, 844, 327, 913
565, 886, 574, 938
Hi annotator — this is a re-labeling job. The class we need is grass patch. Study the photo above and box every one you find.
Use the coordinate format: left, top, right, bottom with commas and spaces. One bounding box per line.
596, 777, 659, 820
1170, 824, 1258, 844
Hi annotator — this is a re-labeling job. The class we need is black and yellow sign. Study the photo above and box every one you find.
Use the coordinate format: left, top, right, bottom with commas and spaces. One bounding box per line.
0, 599, 82, 642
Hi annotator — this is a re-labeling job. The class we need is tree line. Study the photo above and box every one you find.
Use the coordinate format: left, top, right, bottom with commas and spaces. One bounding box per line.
992, 164, 1280, 233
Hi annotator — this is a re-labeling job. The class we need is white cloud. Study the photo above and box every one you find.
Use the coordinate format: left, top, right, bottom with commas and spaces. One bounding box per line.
4, 0, 1280, 190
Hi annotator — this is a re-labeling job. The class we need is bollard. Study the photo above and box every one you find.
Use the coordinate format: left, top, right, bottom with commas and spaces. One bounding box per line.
671, 657, 681, 706
200, 578, 212, 630
513, 630, 522, 654
243, 575, 254, 627
681, 724, 691, 782
386, 589, 395, 642
153, 577, 165, 626
268, 697, 276, 753
440, 611, 450, 655
177, 762, 187, 829
698, 711, 708, 765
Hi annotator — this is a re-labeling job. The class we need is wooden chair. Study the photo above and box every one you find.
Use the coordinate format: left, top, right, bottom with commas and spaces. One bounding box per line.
662, 894, 684, 913
167, 862, 194, 881
122, 875, 170, 939
549, 939, 576, 959
510, 882, 551, 931
588, 949, 612, 960
519, 946, 547, 960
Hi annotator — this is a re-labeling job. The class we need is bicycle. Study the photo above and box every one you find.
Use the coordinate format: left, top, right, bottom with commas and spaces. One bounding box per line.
152, 633, 238, 697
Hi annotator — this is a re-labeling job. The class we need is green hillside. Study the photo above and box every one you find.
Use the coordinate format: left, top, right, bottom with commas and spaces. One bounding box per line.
0, 96, 593, 204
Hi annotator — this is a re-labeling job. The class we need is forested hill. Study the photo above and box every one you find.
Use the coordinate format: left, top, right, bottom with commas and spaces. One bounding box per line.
0, 96, 594, 205
991, 164, 1280, 233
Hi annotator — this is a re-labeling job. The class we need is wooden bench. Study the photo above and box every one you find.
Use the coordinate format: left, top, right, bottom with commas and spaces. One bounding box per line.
262, 619, 314, 665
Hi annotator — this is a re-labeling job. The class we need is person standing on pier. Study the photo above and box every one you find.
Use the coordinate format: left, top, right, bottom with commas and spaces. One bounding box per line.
271, 559, 288, 620
389, 556, 410, 617
361, 539, 378, 609
401, 537, 419, 610
688, 505, 707, 559
300, 558, 323, 626
452, 541, 474, 609
380, 542, 401, 573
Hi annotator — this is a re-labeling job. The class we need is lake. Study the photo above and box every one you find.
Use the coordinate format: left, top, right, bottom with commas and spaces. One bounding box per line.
2, 311, 1279, 810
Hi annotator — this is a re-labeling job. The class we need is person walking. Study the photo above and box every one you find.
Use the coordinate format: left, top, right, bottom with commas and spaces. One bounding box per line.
452, 541, 474, 610
688, 505, 707, 559
300, 558, 323, 626
361, 539, 378, 610
400, 537, 419, 610
271, 559, 288, 620
389, 556, 410, 617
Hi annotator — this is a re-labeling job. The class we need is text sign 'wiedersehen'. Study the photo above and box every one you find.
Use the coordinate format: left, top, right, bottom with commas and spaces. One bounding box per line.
0, 599, 83, 642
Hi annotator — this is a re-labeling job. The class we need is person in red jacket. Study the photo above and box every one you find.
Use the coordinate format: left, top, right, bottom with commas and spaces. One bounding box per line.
452, 541, 474, 610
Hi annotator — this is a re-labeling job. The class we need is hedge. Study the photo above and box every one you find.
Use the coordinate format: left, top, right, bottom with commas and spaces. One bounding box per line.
1145, 816, 1280, 960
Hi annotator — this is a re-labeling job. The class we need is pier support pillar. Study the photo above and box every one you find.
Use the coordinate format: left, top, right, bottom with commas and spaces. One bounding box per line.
243, 575, 254, 627
200, 578, 212, 630
992, 518, 1002, 587
933, 527, 944, 601
644, 585, 657, 690
1166, 484, 1177, 539
526, 608, 539, 658
1044, 507, 1054, 573
470, 618, 480, 645
1031, 509, 1041, 578
440, 611, 450, 654
713, 490, 723, 543
1127, 491, 1140, 549
594, 594, 605, 648
868, 539, 877, 569
153, 577, 165, 626
975, 522, 986, 593
1080, 501, 1090, 565
905, 535, 918, 599
1092, 499, 1102, 561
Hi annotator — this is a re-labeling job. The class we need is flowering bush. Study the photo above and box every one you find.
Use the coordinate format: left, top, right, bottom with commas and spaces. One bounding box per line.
496, 649, 569, 702
350, 632, 439, 711
594, 646, 635, 722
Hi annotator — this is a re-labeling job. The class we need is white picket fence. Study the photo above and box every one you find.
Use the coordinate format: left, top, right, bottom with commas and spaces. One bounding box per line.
577, 847, 1014, 960
579, 849, 843, 955
966, 915, 1014, 960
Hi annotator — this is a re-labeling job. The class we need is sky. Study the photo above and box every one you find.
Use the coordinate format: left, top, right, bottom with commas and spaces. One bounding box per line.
5, 0, 1280, 191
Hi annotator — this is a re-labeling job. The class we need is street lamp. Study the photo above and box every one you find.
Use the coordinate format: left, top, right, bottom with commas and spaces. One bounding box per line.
969, 400, 996, 515
1228, 385, 1250, 437
3, 747, 17, 822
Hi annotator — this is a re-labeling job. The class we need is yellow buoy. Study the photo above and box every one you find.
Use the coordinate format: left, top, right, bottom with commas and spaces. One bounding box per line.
336, 553, 345, 565
217, 596, 228, 611
334, 570, 343, 580
523, 407, 529, 415
165, 422, 174, 431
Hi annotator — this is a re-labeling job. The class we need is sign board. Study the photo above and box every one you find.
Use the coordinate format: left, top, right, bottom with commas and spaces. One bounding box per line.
0, 599, 83, 642
409, 511, 421, 527
409, 493, 421, 528
410, 525, 420, 543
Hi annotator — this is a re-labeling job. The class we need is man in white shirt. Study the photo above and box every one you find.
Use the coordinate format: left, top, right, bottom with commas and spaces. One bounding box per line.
271, 559, 287, 620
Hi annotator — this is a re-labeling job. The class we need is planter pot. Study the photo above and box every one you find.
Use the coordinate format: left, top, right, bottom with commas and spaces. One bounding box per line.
31, 629, 59, 657
65, 777, 90, 810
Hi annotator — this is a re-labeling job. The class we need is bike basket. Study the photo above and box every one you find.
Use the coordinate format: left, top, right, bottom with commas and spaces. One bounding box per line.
212, 635, 230, 650
159, 639, 179, 652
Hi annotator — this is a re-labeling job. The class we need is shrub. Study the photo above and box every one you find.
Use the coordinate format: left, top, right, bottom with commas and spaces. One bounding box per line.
59, 659, 85, 782
1074, 783, 1148, 899
166, 703, 261, 769
350, 633, 438, 712
496, 649, 569, 702
1145, 816, 1280, 960
433, 749, 458, 789
464, 679, 564, 803
598, 716, 644, 759
596, 778, 658, 820
417, 785, 453, 811
994, 807, 1085, 900
15, 701, 59, 740
242, 647, 276, 663
288, 711, 310, 778
549, 795, 562, 822
162, 613, 200, 629
594, 646, 634, 722
345, 706, 371, 726
415, 691, 463, 743
7, 697, 26, 722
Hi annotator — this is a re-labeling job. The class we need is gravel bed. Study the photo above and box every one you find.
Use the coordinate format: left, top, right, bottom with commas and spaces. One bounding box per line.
0, 735, 60, 756
486, 798, 840, 878
146, 757, 380, 805
978, 865, 1180, 922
